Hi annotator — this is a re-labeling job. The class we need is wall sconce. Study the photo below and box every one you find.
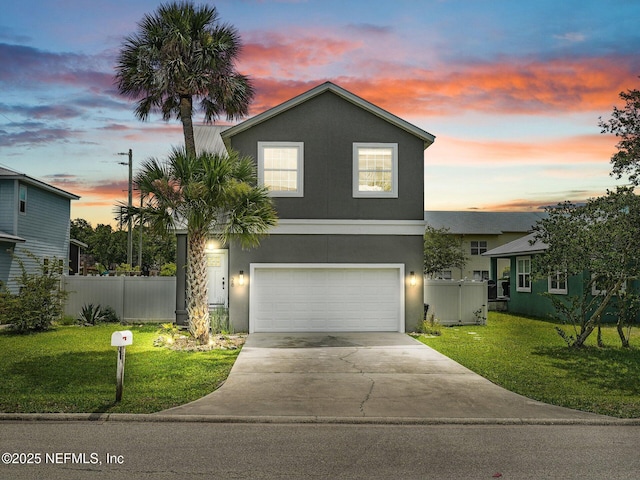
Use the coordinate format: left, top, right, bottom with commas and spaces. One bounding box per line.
410, 271, 417, 287
238, 270, 244, 286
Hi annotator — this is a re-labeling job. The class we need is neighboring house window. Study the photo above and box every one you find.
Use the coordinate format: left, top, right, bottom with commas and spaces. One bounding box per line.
437, 270, 452, 280
19, 185, 27, 214
470, 241, 487, 256
473, 270, 489, 281
353, 143, 398, 198
258, 142, 304, 197
591, 274, 626, 296
548, 271, 568, 295
516, 256, 531, 292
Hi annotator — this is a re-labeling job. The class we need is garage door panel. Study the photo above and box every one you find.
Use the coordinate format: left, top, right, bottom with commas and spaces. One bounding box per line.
250, 265, 403, 332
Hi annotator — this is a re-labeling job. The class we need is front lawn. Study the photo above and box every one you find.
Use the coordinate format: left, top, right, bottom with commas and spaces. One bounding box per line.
0, 324, 240, 414
415, 312, 640, 418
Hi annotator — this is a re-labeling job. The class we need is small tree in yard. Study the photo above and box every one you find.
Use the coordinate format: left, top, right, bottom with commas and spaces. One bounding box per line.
0, 252, 68, 333
532, 187, 640, 348
423, 225, 467, 278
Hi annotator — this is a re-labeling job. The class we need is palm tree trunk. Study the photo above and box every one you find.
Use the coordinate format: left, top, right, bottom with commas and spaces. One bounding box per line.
186, 229, 210, 344
180, 95, 197, 157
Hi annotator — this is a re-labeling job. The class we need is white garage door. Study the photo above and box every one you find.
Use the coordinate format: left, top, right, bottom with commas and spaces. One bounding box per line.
249, 264, 404, 333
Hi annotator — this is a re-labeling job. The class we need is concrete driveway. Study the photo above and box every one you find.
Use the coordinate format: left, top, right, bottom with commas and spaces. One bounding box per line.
162, 332, 608, 421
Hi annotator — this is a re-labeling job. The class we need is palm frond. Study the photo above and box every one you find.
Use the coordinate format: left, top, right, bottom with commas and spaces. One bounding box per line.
114, 1, 252, 126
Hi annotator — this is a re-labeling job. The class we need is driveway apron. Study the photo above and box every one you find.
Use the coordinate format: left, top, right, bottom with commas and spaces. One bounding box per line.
161, 332, 607, 420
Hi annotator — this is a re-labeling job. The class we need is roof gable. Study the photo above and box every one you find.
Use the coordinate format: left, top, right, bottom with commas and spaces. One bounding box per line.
221, 82, 435, 149
482, 232, 548, 257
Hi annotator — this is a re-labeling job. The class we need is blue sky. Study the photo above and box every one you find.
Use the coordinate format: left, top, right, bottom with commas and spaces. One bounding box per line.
1, 0, 639, 225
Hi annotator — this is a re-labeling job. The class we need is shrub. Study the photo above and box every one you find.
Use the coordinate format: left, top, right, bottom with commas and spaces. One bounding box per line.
418, 313, 442, 336
77, 304, 121, 325
100, 305, 121, 323
211, 305, 231, 334
0, 253, 68, 333
160, 262, 176, 276
77, 304, 107, 326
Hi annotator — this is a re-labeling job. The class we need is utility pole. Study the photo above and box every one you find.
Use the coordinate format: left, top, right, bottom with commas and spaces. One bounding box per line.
118, 149, 133, 267
138, 192, 143, 269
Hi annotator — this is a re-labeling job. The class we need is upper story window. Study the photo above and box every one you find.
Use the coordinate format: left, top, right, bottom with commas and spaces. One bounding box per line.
470, 240, 487, 255
516, 256, 531, 293
353, 143, 398, 198
258, 142, 304, 197
19, 185, 27, 214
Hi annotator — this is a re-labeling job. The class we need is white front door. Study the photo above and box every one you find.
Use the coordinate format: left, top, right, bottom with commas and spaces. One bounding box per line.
206, 249, 228, 307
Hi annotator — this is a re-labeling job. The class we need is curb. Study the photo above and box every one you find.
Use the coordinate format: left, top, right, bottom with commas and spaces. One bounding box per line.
1, 413, 639, 426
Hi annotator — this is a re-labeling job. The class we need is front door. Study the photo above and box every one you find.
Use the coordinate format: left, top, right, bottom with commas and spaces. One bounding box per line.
206, 249, 228, 307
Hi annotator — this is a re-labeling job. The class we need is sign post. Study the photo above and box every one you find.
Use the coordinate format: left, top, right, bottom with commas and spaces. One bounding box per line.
111, 330, 133, 402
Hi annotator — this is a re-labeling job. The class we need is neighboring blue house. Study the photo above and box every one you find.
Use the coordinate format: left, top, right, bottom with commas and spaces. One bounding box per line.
0, 167, 79, 292
177, 82, 435, 333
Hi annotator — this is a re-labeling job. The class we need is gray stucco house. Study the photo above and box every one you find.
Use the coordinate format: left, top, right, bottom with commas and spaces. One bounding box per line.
176, 82, 435, 333
0, 167, 79, 292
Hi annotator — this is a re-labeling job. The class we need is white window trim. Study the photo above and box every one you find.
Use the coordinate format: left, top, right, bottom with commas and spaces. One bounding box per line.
353, 143, 398, 198
258, 141, 304, 197
516, 256, 531, 293
548, 271, 568, 295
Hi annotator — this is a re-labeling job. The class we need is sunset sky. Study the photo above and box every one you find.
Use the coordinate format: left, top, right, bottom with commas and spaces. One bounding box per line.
1, 0, 639, 226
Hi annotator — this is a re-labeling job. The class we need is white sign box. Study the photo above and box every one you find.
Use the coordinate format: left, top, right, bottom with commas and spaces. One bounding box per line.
111, 330, 133, 347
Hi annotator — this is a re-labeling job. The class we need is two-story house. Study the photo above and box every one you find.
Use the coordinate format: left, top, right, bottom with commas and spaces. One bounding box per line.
0, 167, 79, 292
175, 82, 435, 333
424, 211, 546, 283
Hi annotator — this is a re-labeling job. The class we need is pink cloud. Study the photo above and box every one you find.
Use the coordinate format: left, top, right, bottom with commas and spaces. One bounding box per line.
429, 133, 618, 167
237, 27, 639, 118
240, 30, 360, 78
478, 190, 604, 212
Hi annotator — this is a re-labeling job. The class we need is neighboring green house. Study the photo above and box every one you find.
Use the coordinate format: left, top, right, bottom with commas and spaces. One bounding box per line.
424, 211, 546, 284
0, 167, 79, 293
483, 233, 640, 322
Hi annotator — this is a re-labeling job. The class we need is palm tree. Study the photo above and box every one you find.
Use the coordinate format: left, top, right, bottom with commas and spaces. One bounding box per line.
115, 1, 254, 156
135, 147, 277, 344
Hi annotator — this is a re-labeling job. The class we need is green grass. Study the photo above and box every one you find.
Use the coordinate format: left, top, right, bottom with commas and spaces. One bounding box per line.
0, 324, 240, 414
415, 312, 640, 418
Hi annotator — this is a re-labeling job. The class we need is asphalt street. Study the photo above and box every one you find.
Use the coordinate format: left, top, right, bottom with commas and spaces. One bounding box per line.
1, 421, 639, 479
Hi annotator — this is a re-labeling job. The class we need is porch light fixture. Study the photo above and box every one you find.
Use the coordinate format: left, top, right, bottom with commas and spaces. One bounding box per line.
410, 271, 417, 287
239, 270, 245, 286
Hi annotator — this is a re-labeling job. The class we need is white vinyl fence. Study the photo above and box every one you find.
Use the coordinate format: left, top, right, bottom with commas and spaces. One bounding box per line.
424, 279, 487, 326
63, 276, 176, 323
